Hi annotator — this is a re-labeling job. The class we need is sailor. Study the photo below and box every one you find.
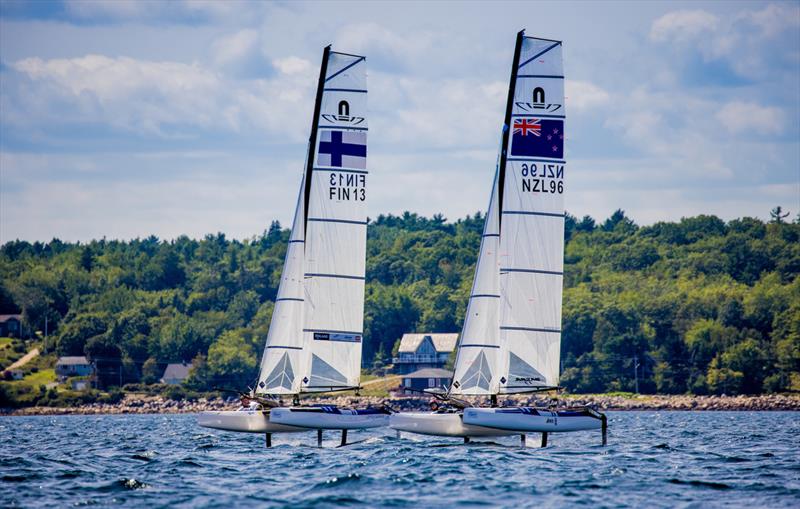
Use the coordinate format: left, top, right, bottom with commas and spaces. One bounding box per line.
429, 400, 440, 412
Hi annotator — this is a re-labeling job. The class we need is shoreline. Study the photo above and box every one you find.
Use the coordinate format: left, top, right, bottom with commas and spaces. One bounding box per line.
3, 393, 799, 416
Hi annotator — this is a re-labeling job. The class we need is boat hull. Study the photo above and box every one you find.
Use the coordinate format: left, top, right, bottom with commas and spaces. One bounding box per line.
269, 406, 390, 430
197, 410, 308, 433
463, 407, 603, 432
389, 411, 517, 437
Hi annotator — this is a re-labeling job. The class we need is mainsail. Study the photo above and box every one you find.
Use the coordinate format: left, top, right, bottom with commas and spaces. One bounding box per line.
256, 47, 368, 395
451, 31, 565, 396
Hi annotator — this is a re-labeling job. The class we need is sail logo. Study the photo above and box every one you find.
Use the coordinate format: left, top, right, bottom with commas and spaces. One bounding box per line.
318, 130, 367, 169
321, 100, 365, 126
511, 118, 563, 159
516, 86, 562, 113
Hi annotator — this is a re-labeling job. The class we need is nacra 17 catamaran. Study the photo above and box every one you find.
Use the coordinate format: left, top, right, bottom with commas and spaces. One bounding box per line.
390, 30, 607, 446
198, 45, 390, 447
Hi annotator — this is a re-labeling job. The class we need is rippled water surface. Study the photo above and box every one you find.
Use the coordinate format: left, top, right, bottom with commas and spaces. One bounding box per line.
1, 412, 799, 508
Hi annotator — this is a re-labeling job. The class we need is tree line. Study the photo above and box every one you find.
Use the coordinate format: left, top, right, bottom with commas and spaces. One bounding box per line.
1, 207, 798, 395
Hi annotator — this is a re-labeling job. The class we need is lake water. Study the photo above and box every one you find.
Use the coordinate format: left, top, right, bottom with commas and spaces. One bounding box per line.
1, 412, 798, 508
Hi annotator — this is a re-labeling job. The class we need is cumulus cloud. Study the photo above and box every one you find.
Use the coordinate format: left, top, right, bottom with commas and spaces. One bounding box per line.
650, 3, 800, 78
9, 53, 316, 139
565, 80, 610, 111
716, 101, 786, 135
650, 9, 719, 42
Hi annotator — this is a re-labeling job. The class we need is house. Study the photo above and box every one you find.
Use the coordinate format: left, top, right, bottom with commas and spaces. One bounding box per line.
0, 314, 22, 338
160, 362, 192, 385
398, 368, 453, 395
392, 333, 458, 374
9, 369, 24, 380
71, 380, 90, 391
55, 356, 94, 378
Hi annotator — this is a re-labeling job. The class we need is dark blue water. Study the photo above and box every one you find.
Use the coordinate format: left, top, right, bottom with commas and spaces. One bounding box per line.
1, 412, 798, 508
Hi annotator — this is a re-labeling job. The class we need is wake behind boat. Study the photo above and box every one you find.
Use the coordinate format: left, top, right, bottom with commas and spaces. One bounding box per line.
390, 30, 606, 446
199, 45, 388, 446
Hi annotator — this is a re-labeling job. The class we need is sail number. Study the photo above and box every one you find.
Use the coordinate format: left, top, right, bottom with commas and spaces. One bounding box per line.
329, 172, 366, 201
520, 163, 564, 194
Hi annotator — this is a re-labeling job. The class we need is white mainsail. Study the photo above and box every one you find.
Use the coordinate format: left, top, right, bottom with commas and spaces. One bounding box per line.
450, 33, 565, 396
255, 48, 368, 395
497, 35, 565, 393
301, 50, 368, 392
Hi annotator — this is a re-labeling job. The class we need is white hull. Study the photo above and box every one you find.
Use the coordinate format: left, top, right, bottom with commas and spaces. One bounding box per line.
197, 410, 308, 433
463, 407, 603, 432
389, 412, 517, 437
269, 407, 390, 430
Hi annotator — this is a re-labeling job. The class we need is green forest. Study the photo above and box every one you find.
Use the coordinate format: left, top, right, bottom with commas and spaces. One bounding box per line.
1, 208, 798, 399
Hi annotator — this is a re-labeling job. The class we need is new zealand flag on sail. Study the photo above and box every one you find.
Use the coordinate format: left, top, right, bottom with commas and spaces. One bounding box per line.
510, 118, 564, 159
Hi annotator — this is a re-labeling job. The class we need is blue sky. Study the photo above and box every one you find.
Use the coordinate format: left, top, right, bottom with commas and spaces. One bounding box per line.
1, 0, 798, 242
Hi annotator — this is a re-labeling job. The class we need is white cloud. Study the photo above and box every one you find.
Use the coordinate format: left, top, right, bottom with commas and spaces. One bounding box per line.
565, 80, 610, 111
650, 10, 719, 42
272, 56, 312, 75
716, 101, 785, 135
212, 29, 259, 68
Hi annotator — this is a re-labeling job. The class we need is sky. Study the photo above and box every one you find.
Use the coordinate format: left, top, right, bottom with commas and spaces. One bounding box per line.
0, 0, 798, 242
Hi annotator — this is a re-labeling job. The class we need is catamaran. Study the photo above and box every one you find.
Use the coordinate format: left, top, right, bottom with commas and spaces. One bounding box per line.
198, 45, 390, 447
390, 30, 607, 446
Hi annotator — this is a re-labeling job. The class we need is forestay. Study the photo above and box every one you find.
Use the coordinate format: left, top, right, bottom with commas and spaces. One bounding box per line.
497, 35, 566, 393
255, 48, 368, 395
301, 50, 368, 392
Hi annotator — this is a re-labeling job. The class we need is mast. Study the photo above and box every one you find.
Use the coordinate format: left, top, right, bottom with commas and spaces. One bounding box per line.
497, 30, 525, 233
304, 45, 331, 242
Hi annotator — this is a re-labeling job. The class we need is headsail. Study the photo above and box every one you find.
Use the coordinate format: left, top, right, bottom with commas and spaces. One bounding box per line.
255, 178, 307, 394
449, 165, 501, 396
300, 49, 368, 392
255, 47, 368, 395
497, 33, 566, 393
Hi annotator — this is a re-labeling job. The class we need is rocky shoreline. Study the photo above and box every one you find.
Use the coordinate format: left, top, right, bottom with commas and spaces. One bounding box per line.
3, 393, 799, 416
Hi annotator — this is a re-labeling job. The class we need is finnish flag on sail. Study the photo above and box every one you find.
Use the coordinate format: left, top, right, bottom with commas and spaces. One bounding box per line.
318, 130, 367, 169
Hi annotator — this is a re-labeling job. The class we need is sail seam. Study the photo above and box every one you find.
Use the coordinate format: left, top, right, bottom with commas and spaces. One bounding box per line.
502, 210, 565, 218
318, 125, 368, 131
482, 233, 500, 238
470, 294, 501, 298
325, 57, 365, 82
518, 41, 560, 69
461, 344, 501, 348
313, 167, 368, 175
323, 88, 367, 93
304, 272, 365, 280
518, 74, 564, 79
304, 328, 363, 335
507, 157, 566, 163
275, 298, 304, 302
267, 345, 303, 350
500, 268, 563, 275
500, 326, 561, 333
511, 113, 565, 119
307, 218, 368, 225
288, 239, 304, 244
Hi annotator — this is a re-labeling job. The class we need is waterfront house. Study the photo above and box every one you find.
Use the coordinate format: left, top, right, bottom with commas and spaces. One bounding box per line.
398, 368, 454, 394
392, 333, 458, 374
55, 356, 94, 378
160, 362, 192, 385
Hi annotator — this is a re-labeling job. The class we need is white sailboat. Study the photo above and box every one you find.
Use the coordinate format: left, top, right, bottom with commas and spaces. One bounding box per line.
198, 46, 389, 446
390, 31, 607, 445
